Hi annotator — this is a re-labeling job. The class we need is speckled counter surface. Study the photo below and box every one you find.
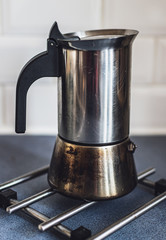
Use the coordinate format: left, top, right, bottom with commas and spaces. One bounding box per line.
0, 135, 165, 240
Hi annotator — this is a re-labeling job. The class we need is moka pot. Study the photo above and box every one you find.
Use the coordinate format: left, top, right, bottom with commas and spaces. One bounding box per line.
15, 22, 138, 200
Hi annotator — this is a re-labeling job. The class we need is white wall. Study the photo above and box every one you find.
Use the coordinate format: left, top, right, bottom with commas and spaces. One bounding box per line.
0, 0, 166, 135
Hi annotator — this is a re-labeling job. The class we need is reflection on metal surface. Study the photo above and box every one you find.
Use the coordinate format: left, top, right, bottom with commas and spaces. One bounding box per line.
48, 136, 137, 200
38, 201, 95, 231
0, 165, 49, 191
10, 199, 71, 238
6, 188, 56, 214
88, 191, 166, 240
58, 29, 138, 144
59, 47, 131, 144
137, 167, 156, 181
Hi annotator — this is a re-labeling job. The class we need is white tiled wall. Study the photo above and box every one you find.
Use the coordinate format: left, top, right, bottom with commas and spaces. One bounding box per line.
0, 36, 46, 83
103, 0, 166, 35
0, 0, 166, 135
2, 0, 102, 35
155, 38, 166, 83
131, 85, 166, 134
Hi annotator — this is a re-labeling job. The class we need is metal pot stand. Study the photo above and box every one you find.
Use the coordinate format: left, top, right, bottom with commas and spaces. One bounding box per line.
0, 165, 165, 240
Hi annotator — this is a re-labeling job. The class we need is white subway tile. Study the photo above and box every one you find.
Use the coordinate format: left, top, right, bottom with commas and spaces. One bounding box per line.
130, 85, 166, 134
27, 81, 58, 134
155, 38, 166, 83
103, 0, 166, 35
0, 0, 2, 34
2, 84, 14, 133
0, 36, 56, 84
3, 82, 58, 134
2, 0, 102, 35
132, 37, 155, 83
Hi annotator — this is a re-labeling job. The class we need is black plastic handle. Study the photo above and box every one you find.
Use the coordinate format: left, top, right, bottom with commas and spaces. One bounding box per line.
16, 21, 66, 133
15, 21, 79, 133
15, 39, 60, 133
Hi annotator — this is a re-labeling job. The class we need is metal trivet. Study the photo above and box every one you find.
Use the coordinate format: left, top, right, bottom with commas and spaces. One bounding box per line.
0, 166, 165, 240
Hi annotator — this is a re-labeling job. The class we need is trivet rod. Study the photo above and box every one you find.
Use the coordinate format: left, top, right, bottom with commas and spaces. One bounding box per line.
140, 179, 155, 189
88, 191, 166, 240
39, 201, 96, 231
10, 199, 71, 238
137, 167, 156, 181
38, 167, 155, 232
0, 165, 49, 191
6, 188, 56, 214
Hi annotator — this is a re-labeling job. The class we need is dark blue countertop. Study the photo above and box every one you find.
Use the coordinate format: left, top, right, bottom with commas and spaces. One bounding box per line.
0, 135, 165, 240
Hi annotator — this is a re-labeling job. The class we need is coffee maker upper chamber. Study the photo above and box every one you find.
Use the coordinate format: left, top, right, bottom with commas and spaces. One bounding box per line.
15, 22, 138, 200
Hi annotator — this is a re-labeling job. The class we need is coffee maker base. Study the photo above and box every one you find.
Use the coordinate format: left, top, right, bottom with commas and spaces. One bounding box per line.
48, 136, 137, 200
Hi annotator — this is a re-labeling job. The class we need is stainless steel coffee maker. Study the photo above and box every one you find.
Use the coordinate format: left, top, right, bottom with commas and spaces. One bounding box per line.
15, 22, 138, 200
